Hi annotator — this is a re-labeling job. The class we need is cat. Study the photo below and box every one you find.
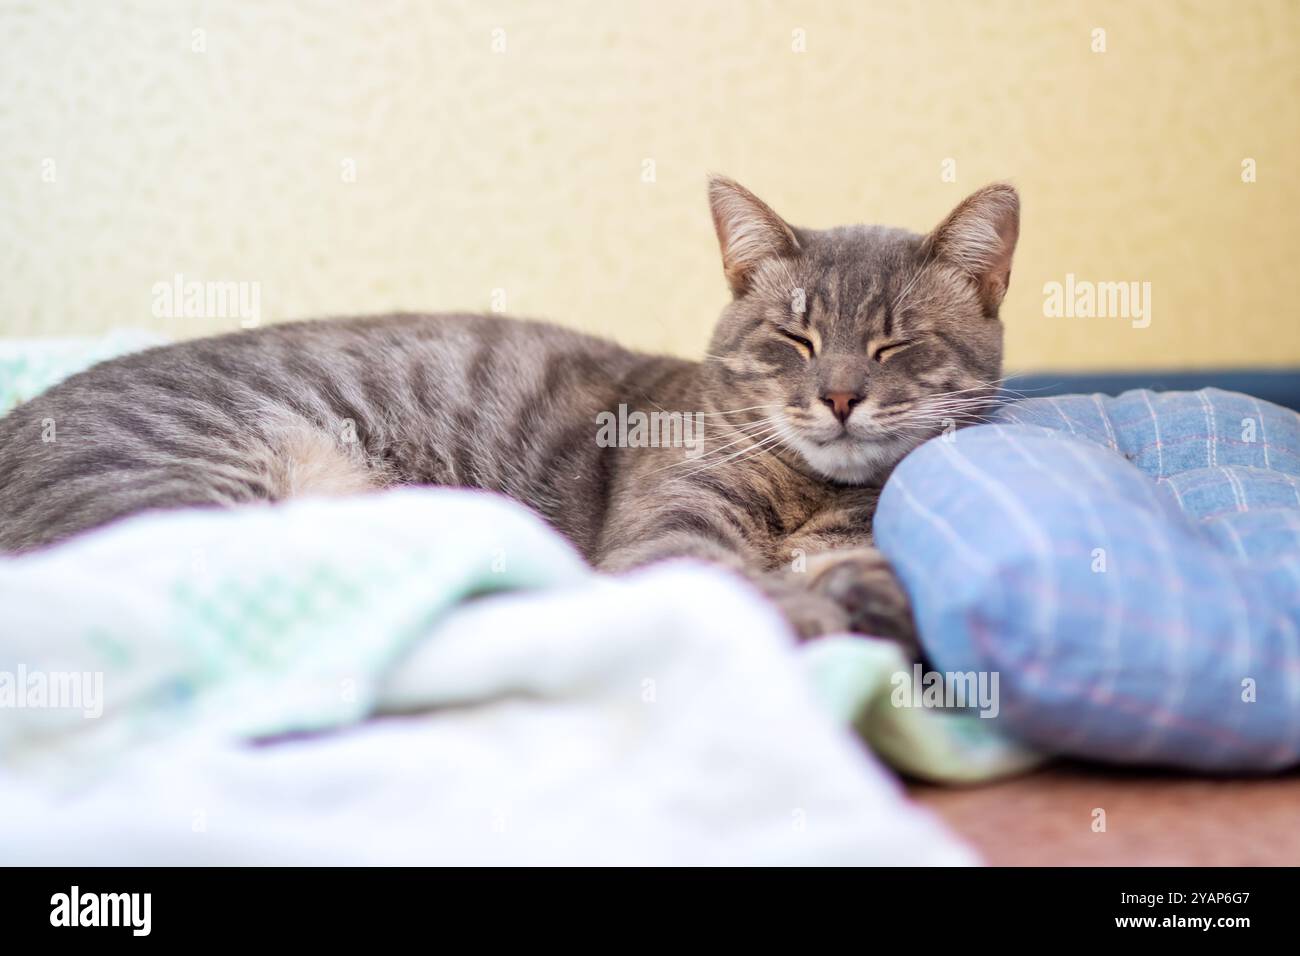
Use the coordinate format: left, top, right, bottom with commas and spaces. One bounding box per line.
0, 176, 1018, 646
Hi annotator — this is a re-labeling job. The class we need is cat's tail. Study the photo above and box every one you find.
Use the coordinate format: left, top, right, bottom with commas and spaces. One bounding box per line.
259, 420, 384, 499
0, 413, 386, 554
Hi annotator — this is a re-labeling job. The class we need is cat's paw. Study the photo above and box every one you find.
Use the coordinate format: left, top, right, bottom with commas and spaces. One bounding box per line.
762, 579, 853, 641
801, 547, 919, 654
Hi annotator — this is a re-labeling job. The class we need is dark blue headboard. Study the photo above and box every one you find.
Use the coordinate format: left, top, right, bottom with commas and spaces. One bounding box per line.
1004, 369, 1300, 413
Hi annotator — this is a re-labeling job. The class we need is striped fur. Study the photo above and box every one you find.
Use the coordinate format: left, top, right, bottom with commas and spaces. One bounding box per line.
0, 179, 1018, 643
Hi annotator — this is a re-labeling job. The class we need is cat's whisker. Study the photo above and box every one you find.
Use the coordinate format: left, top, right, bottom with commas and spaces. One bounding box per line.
639, 417, 787, 477
695, 403, 786, 417
696, 418, 792, 452
916, 390, 1017, 407
682, 421, 786, 462
697, 431, 794, 476
903, 405, 1007, 420
880, 413, 1000, 437
877, 401, 1004, 426
875, 403, 999, 424
896, 408, 999, 425
907, 388, 1011, 408
919, 383, 1007, 400
674, 427, 791, 480
696, 412, 786, 438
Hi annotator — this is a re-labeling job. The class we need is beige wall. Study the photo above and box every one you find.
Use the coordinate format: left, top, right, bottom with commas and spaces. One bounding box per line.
2, 0, 1297, 370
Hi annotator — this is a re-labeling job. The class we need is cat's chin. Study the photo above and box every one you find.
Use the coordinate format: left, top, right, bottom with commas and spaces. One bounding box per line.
785, 429, 914, 485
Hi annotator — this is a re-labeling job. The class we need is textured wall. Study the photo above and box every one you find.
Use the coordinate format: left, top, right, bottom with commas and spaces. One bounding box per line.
1, 0, 1297, 370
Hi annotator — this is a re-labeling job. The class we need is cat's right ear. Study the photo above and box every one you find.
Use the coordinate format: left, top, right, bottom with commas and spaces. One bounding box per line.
708, 175, 799, 296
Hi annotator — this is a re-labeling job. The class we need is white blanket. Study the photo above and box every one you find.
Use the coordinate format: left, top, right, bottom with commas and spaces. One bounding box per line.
0, 490, 973, 864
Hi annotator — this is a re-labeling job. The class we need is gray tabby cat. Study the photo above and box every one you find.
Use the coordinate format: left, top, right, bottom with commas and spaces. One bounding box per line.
0, 177, 1018, 646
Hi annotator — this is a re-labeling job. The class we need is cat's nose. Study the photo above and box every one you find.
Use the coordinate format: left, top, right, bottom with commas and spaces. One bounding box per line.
820, 390, 863, 424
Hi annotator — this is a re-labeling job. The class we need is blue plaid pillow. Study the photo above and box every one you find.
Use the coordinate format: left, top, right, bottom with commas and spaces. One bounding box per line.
874, 389, 1300, 771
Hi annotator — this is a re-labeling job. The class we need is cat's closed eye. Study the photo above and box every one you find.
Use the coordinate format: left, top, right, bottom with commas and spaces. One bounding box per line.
777, 328, 815, 355
871, 340, 917, 363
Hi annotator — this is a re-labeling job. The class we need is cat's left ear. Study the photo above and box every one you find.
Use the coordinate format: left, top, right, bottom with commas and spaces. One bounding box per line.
925, 183, 1020, 315
708, 175, 800, 296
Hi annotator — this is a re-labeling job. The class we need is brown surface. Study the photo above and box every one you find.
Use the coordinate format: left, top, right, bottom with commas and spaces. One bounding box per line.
909, 761, 1300, 866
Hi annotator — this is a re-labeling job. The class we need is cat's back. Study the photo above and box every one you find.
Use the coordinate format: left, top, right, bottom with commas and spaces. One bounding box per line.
0, 313, 689, 554
0, 312, 642, 450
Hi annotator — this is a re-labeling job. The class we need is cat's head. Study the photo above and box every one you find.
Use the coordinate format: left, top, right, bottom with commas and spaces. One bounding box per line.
701, 175, 1018, 484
